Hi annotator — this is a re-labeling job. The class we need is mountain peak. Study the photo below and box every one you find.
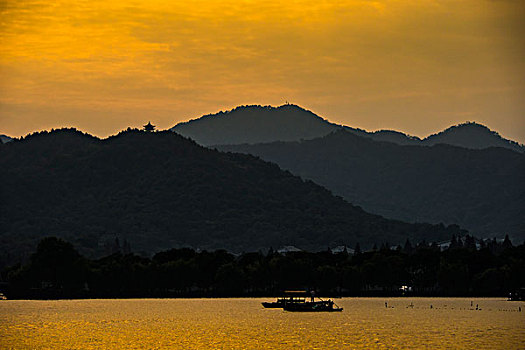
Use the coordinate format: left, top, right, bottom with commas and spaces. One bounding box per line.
171, 104, 341, 146
424, 121, 523, 152
438, 121, 494, 135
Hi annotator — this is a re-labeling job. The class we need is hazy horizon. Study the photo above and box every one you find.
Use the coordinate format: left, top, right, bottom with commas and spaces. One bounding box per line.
1, 0, 524, 142
1, 103, 523, 145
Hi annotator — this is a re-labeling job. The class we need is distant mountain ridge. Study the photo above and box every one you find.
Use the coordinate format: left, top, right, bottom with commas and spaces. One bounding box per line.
0, 128, 465, 266
422, 122, 523, 152
171, 104, 524, 152
171, 104, 342, 146
219, 129, 525, 241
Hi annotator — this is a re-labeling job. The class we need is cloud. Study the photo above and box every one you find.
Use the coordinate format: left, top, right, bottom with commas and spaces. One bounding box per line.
0, 0, 524, 143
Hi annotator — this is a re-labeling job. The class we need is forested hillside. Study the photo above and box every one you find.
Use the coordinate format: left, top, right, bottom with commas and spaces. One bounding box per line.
0, 129, 467, 266
219, 130, 525, 239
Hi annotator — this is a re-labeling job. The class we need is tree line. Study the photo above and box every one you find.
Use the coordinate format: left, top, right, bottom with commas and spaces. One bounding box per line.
1, 235, 523, 299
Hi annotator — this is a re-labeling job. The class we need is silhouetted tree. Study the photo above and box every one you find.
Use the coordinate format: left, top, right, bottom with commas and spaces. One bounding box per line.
450, 234, 457, 246
416, 240, 427, 250
479, 239, 486, 250
403, 239, 413, 254
26, 237, 86, 292
111, 237, 121, 254
464, 235, 476, 251
502, 234, 513, 249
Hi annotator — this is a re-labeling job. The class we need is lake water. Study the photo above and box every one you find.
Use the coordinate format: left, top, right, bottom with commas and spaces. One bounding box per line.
1, 298, 523, 349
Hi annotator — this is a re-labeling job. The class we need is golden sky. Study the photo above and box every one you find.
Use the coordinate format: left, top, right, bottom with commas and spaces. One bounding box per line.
1, 0, 524, 142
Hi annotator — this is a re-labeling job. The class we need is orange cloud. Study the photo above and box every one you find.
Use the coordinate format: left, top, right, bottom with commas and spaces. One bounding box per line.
1, 0, 524, 142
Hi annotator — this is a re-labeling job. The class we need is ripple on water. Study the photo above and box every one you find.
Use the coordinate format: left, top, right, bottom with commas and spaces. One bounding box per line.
0, 298, 524, 349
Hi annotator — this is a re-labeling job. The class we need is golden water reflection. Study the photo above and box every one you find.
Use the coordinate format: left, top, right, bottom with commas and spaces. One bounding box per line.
1, 298, 523, 349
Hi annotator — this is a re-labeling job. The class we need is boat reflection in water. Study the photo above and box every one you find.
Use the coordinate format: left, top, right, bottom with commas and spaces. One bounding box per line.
262, 291, 343, 312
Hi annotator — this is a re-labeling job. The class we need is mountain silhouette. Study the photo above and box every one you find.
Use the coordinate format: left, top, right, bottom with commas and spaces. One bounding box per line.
0, 128, 466, 266
421, 122, 523, 152
171, 104, 342, 146
172, 104, 523, 152
219, 130, 525, 240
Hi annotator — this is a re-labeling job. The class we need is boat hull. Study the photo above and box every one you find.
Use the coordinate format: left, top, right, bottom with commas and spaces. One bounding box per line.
261, 302, 285, 308
283, 301, 343, 312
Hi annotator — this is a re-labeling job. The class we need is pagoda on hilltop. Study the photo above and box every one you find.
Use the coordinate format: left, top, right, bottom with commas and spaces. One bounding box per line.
143, 121, 155, 132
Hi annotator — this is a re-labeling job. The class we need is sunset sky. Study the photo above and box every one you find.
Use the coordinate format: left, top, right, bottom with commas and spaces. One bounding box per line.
1, 0, 524, 142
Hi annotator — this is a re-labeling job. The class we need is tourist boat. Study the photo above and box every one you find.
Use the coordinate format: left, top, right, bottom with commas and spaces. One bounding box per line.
262, 291, 343, 312
262, 290, 308, 308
